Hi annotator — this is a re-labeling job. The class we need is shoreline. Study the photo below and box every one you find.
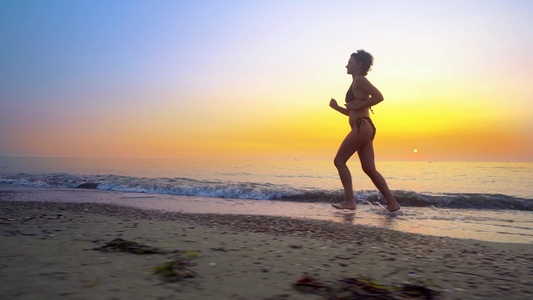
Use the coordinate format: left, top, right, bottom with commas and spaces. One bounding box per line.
2, 195, 533, 298
1, 183, 533, 244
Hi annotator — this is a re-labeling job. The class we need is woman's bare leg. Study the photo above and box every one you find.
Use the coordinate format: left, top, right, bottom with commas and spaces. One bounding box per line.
332, 127, 372, 210
357, 141, 401, 212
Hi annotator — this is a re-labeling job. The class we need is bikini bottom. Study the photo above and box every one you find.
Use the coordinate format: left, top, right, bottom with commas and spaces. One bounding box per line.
351, 117, 376, 140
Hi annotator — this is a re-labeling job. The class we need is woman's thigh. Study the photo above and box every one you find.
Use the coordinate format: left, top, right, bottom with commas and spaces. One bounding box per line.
357, 140, 376, 173
335, 125, 372, 163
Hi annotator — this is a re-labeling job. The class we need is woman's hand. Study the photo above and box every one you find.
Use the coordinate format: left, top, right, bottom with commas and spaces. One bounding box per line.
329, 98, 339, 109
330, 98, 349, 116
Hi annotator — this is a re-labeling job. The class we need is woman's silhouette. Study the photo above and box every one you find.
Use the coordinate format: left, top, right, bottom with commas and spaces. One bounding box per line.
329, 50, 401, 212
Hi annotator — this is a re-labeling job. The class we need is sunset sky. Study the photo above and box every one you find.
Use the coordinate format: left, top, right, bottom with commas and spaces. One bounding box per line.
1, 0, 532, 162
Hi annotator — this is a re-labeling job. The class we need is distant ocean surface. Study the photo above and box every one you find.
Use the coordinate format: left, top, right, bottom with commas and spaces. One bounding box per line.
1, 157, 531, 209
1, 157, 532, 243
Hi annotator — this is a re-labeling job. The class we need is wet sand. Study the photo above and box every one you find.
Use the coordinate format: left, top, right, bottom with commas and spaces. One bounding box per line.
1, 189, 533, 299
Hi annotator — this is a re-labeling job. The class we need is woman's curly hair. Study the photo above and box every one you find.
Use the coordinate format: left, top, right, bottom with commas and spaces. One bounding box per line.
351, 50, 373, 76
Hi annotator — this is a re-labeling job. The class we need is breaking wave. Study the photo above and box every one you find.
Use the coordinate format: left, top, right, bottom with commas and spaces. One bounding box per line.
1, 173, 532, 211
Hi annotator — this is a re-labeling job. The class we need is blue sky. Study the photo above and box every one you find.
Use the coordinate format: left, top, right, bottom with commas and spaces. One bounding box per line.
1, 0, 532, 161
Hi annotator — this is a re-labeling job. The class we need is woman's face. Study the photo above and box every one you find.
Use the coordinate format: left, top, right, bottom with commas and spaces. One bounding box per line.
346, 57, 361, 74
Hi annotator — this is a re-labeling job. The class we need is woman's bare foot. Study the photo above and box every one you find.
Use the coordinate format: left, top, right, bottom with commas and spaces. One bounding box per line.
386, 202, 401, 212
332, 201, 356, 210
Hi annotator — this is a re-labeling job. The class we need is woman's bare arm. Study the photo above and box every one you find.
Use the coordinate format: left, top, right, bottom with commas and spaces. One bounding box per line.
330, 98, 349, 116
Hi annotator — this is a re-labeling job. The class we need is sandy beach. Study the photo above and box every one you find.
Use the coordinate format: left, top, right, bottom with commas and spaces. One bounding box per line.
1, 188, 533, 299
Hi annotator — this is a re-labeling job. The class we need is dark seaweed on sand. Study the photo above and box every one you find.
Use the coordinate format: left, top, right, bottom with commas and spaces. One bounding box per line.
294, 276, 441, 299
93, 238, 174, 254
93, 238, 199, 283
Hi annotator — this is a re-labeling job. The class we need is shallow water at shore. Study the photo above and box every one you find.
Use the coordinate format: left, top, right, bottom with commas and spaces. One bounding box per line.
2, 158, 533, 211
2, 184, 532, 244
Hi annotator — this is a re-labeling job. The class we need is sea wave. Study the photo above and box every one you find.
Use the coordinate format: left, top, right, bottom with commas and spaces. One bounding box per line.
1, 173, 532, 211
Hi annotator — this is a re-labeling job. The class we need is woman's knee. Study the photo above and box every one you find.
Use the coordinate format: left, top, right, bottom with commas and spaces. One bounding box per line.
333, 156, 346, 168
361, 164, 377, 176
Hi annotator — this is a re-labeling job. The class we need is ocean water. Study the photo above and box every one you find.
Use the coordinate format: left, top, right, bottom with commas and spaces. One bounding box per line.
1, 157, 532, 243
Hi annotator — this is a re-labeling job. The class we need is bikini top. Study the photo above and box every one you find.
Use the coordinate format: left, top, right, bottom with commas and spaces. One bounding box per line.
345, 85, 374, 114
345, 85, 367, 103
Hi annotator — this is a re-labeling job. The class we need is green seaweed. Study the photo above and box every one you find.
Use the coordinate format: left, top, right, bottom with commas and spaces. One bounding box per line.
151, 252, 199, 283
94, 238, 199, 283
183, 251, 200, 259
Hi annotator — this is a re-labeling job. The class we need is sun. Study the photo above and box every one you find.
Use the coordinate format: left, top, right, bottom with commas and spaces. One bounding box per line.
413, 149, 418, 153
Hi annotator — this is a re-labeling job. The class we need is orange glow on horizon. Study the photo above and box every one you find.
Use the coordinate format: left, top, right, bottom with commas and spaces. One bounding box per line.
1, 1, 532, 162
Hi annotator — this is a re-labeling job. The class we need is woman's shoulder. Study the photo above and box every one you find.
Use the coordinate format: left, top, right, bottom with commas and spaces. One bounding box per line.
354, 75, 368, 82
352, 75, 369, 88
